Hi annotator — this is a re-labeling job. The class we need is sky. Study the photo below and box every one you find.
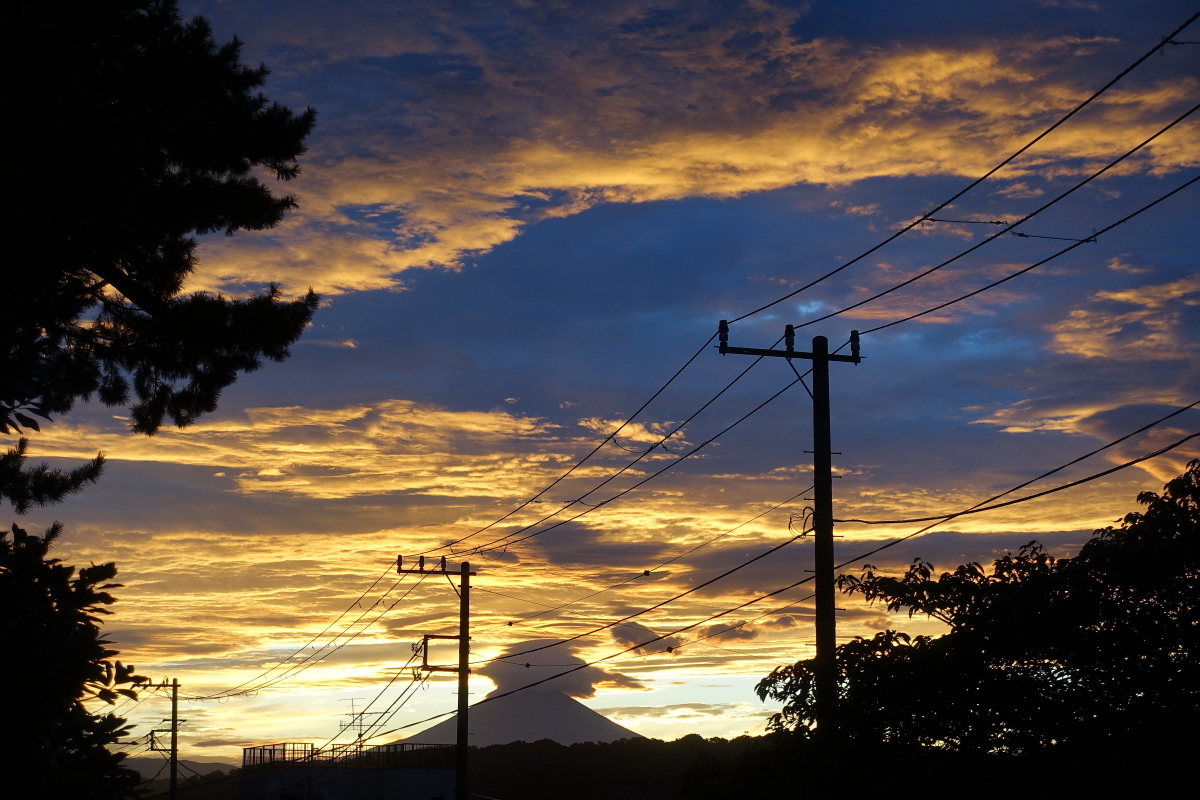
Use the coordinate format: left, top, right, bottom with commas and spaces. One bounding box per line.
15, 0, 1200, 764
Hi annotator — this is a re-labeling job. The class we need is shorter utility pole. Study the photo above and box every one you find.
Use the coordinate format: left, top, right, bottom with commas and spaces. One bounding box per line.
718, 322, 862, 741
147, 678, 183, 800
398, 556, 475, 800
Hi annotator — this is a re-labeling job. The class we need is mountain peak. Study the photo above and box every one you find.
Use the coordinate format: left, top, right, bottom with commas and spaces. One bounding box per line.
402, 690, 640, 747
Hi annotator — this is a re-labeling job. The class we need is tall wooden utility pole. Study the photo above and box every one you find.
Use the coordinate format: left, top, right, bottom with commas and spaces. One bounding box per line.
718, 321, 862, 740
400, 556, 475, 800
147, 678, 183, 800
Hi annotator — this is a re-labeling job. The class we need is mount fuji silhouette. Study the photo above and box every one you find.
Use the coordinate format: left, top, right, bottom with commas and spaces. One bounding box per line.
401, 642, 643, 746
403, 688, 640, 746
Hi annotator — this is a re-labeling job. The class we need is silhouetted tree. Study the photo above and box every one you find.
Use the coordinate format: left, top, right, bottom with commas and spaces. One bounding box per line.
0, 523, 147, 797
2, 0, 319, 510
756, 460, 1200, 753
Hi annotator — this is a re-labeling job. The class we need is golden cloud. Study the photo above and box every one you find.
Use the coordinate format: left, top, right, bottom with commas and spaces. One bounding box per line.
1048, 273, 1200, 361
182, 1, 1200, 297
25, 401, 572, 501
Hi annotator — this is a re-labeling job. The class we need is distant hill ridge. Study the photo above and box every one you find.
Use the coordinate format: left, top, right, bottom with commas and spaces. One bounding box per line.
123, 757, 238, 780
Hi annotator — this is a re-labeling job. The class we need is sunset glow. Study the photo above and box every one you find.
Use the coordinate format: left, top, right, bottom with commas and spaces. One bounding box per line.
17, 0, 1200, 767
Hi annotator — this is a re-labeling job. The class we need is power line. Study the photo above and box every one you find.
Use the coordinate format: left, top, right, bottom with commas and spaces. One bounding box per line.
462, 374, 804, 558
206, 572, 428, 698
372, 565, 833, 739
448, 347, 778, 560
383, 421, 1197, 737
474, 486, 812, 632
188, 569, 438, 700
406, 13, 1200, 565
793, 101, 1200, 330
155, 19, 1199, 694
825, 420, 1198, 565
679, 592, 817, 661
851, 399, 1199, 527
729, 9, 1200, 323
339, 643, 425, 741
437, 50, 1200, 569
413, 333, 717, 557
441, 13, 1200, 559
146, 12, 1200, 727
374, 405, 1200, 735
465, 526, 809, 667
860, 172, 1200, 334
211, 410, 1195, 748
183, 561, 398, 700
142, 658, 432, 797
175, 479, 806, 705
137, 754, 170, 788
836, 429, 1200, 527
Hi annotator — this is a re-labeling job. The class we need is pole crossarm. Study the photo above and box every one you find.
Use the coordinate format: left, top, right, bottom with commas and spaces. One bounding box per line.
720, 345, 861, 362
717, 321, 862, 364
420, 634, 468, 673
397, 554, 477, 576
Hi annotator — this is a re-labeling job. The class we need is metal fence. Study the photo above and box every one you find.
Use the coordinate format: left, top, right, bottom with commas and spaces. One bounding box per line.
243, 742, 317, 767
243, 741, 455, 770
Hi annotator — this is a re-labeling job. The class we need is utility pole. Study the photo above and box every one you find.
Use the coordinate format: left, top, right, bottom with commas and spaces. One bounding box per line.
171, 678, 178, 800
399, 555, 475, 800
147, 678, 184, 800
718, 321, 862, 740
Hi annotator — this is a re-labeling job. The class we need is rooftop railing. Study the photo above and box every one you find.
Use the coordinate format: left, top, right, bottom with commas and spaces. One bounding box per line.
243, 741, 454, 770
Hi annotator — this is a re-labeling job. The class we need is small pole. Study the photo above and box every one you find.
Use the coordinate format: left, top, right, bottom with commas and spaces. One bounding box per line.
170, 678, 179, 800
400, 558, 476, 797
456, 562, 471, 800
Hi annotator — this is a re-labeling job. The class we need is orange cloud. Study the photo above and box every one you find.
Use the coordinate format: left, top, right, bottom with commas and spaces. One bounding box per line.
1048, 273, 1200, 361
182, 2, 1200, 297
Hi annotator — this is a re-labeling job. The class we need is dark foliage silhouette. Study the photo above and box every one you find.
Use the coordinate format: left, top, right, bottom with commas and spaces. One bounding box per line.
0, 523, 146, 797
0, 438, 105, 514
756, 460, 1200, 754
0, 2, 320, 795
470, 735, 758, 800
2, 0, 319, 511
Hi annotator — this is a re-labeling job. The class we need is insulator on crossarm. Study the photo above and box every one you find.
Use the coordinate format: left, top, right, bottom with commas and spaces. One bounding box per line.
419, 555, 425, 571
396, 555, 402, 574
440, 555, 446, 571
785, 324, 795, 352
850, 330, 861, 363
718, 320, 729, 353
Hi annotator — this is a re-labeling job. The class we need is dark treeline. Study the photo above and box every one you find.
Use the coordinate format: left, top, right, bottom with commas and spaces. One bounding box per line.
469, 730, 1190, 800
140, 767, 239, 799
470, 735, 753, 800
136, 729, 1191, 800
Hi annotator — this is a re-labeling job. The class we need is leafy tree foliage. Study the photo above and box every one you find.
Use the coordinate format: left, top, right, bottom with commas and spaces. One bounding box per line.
0, 523, 147, 797
2, 0, 319, 510
756, 460, 1200, 753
